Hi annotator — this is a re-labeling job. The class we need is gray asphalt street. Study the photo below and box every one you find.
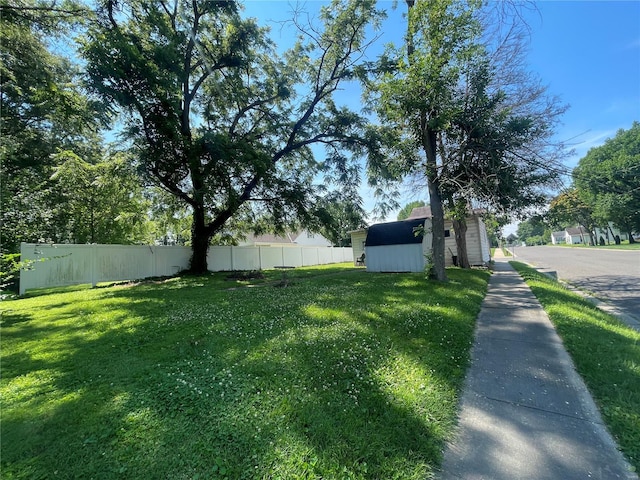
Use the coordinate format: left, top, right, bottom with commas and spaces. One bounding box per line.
509, 245, 640, 324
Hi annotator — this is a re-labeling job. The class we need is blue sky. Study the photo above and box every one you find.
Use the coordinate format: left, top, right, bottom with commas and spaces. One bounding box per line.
243, 1, 640, 229
521, 1, 640, 168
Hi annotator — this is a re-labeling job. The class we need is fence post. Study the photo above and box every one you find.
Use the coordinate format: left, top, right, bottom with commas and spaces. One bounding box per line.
19, 242, 27, 295
152, 245, 157, 278
91, 244, 98, 288
231, 246, 235, 271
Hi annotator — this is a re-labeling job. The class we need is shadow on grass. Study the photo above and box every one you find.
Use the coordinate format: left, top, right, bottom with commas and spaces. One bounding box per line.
511, 261, 640, 470
1, 268, 489, 479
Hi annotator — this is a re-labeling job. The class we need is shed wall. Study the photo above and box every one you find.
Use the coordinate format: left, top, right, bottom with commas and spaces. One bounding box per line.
366, 244, 425, 272
442, 217, 490, 266
350, 231, 367, 264
478, 217, 491, 263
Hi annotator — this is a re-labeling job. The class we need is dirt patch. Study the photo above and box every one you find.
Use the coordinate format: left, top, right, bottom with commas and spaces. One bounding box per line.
225, 271, 265, 281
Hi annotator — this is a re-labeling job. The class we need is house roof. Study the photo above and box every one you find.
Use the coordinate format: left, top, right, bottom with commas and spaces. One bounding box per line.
566, 227, 586, 235
407, 206, 432, 219
244, 233, 296, 244
407, 205, 485, 219
365, 217, 428, 247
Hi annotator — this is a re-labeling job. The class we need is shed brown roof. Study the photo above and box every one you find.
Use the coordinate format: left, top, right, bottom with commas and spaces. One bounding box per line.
407, 206, 432, 219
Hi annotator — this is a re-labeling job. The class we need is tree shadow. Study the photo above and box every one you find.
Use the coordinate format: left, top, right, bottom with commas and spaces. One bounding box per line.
511, 262, 640, 469
1, 269, 489, 478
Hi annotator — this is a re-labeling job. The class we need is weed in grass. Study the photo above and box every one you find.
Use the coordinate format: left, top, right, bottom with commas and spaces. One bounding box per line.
1, 266, 489, 479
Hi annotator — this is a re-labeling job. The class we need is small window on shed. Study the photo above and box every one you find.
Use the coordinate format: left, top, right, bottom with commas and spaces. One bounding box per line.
444, 230, 451, 237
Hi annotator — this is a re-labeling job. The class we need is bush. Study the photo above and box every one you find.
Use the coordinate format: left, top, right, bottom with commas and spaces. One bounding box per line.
0, 253, 21, 295
525, 235, 547, 246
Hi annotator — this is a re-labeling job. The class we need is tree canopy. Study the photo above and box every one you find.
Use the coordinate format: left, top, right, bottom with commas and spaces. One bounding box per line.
0, 0, 106, 253
516, 216, 549, 245
397, 201, 426, 221
82, 0, 383, 272
365, 0, 567, 277
572, 122, 640, 240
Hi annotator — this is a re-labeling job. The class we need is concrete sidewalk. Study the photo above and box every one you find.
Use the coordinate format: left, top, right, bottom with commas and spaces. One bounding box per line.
438, 251, 637, 480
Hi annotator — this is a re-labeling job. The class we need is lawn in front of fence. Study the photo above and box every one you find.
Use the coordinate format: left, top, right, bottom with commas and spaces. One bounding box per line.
1, 265, 489, 479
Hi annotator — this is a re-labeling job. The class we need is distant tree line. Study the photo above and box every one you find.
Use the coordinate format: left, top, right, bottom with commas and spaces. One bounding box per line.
549, 123, 639, 245
513, 123, 639, 246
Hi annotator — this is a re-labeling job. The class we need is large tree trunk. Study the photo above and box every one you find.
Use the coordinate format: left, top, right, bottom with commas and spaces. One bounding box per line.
423, 127, 447, 281
406, 0, 445, 282
428, 179, 447, 280
189, 205, 210, 274
453, 218, 470, 268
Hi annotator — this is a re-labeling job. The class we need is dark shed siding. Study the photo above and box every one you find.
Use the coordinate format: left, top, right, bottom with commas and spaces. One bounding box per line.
365, 218, 427, 247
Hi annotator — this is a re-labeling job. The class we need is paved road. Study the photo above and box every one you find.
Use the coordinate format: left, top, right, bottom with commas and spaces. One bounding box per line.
509, 245, 640, 324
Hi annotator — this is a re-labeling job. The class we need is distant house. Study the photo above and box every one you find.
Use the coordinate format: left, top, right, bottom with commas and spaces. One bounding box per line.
565, 227, 589, 245
239, 230, 332, 247
349, 206, 490, 272
551, 231, 566, 245
551, 223, 629, 246
593, 222, 629, 243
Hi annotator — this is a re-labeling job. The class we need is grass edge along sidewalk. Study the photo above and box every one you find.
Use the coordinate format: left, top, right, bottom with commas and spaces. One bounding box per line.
510, 261, 640, 473
1, 265, 489, 479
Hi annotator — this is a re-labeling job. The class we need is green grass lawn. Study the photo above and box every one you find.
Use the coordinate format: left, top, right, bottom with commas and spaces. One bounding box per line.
510, 261, 640, 471
1, 264, 489, 479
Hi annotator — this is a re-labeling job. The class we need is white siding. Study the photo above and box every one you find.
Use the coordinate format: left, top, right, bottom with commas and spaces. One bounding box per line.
293, 230, 333, 247
366, 244, 425, 272
350, 231, 367, 264
444, 220, 458, 267
478, 217, 491, 263
440, 217, 489, 266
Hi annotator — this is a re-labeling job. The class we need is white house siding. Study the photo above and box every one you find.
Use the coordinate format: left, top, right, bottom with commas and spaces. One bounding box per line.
565, 230, 586, 244
551, 231, 565, 245
444, 220, 458, 267
366, 244, 425, 272
294, 230, 333, 247
477, 217, 491, 263
350, 231, 367, 264
594, 223, 628, 242
441, 217, 489, 267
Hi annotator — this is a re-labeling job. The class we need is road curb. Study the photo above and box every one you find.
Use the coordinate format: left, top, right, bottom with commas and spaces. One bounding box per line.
512, 259, 640, 333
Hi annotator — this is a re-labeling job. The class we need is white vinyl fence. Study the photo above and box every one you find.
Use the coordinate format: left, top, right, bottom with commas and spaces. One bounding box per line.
19, 243, 353, 295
